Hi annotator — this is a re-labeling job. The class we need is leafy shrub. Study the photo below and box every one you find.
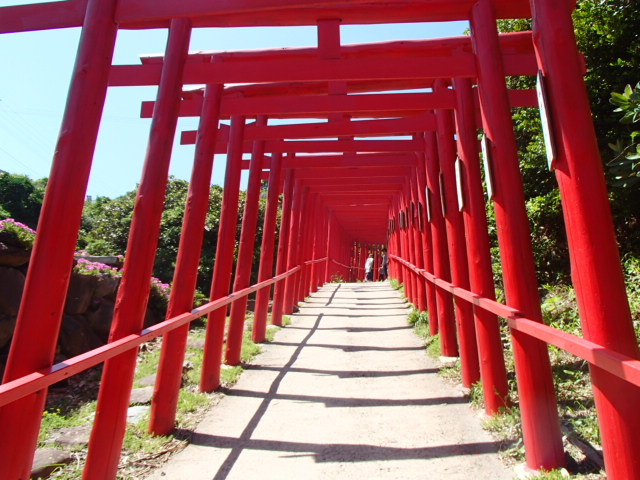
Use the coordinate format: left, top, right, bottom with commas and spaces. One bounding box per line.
0, 217, 36, 249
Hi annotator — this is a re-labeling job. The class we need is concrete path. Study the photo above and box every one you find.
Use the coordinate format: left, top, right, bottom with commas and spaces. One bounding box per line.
148, 282, 513, 480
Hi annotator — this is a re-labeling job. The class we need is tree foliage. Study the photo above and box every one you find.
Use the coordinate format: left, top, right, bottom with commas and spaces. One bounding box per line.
497, 0, 640, 283
0, 172, 46, 229
79, 176, 268, 295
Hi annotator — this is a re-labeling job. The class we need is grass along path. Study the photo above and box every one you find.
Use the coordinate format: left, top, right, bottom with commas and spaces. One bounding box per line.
37, 314, 290, 479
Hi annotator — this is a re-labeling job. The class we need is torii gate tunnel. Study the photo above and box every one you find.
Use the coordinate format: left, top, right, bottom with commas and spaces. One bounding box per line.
1, 1, 639, 479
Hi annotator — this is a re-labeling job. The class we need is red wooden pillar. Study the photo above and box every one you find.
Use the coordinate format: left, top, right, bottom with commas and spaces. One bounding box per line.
310, 208, 326, 291
324, 210, 334, 282
84, 19, 191, 478
200, 114, 246, 392
415, 154, 439, 336
471, 0, 564, 469
150, 83, 223, 435
409, 173, 427, 311
226, 117, 267, 366
296, 193, 313, 302
399, 196, 415, 300
453, 77, 509, 413
285, 185, 306, 312
253, 152, 284, 343
434, 79, 479, 387
424, 130, 458, 356
0, 1, 119, 476
391, 199, 403, 285
530, 1, 640, 476
271, 169, 295, 326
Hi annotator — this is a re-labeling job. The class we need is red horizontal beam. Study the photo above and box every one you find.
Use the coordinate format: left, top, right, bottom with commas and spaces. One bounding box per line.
153, 89, 537, 121
216, 138, 423, 155
0, 0, 530, 33
286, 153, 417, 169
119, 1, 530, 29
110, 55, 478, 88
250, 115, 434, 140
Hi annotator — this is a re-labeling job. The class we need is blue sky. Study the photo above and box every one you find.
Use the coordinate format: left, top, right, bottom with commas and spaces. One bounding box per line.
0, 1, 467, 198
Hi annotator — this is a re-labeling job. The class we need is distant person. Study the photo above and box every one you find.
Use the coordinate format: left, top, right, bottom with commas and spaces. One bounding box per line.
365, 253, 374, 282
380, 249, 389, 281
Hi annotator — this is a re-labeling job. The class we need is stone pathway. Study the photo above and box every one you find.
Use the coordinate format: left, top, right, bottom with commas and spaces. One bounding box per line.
148, 282, 513, 480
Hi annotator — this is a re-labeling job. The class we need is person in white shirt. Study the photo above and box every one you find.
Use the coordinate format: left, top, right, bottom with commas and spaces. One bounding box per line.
365, 253, 374, 282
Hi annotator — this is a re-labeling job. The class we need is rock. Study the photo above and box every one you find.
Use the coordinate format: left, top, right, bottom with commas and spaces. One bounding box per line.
31, 448, 73, 479
0, 314, 16, 350
85, 299, 114, 343
127, 405, 150, 424
45, 425, 92, 447
137, 373, 157, 386
0, 267, 25, 315
64, 273, 98, 315
0, 242, 30, 267
93, 275, 120, 300
58, 315, 103, 358
130, 386, 154, 405
186, 338, 205, 350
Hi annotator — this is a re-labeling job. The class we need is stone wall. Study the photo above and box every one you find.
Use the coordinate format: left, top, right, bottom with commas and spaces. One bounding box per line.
0, 240, 165, 379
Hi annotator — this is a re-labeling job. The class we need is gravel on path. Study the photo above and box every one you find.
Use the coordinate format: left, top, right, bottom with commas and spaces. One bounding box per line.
147, 282, 513, 480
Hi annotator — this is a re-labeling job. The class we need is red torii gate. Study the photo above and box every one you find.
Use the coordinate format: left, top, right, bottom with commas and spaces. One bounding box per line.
0, 1, 638, 480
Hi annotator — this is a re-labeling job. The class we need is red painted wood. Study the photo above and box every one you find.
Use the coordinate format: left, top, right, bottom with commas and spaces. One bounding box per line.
471, 0, 564, 469
414, 155, 439, 336
150, 83, 223, 436
211, 138, 423, 155
434, 79, 479, 387
286, 185, 307, 312
409, 177, 427, 311
83, 19, 191, 479
453, 77, 509, 414
0, 0, 86, 33
253, 152, 284, 343
0, 1, 118, 477
226, 117, 267, 366
113, 0, 530, 29
424, 130, 458, 357
1, 0, 530, 32
271, 168, 295, 325
530, 0, 640, 477
200, 115, 246, 392
146, 88, 535, 121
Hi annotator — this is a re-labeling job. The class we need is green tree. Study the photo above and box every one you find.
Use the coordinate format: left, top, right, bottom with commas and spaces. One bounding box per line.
0, 172, 46, 228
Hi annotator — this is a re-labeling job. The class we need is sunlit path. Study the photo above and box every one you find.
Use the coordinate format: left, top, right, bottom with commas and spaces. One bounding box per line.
148, 282, 512, 480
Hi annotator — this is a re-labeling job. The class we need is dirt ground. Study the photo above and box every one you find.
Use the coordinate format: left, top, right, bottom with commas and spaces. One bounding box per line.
147, 282, 513, 480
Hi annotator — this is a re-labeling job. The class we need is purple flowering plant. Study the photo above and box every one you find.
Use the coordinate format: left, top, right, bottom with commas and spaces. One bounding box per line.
0, 218, 36, 249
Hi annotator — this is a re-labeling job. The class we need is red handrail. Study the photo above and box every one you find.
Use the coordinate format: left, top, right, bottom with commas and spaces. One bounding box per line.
390, 254, 640, 387
0, 265, 301, 408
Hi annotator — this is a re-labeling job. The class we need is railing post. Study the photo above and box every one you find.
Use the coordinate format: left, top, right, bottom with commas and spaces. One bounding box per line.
470, 0, 564, 469
200, 114, 246, 392
415, 154, 439, 336
0, 1, 118, 477
84, 18, 192, 479
434, 79, 480, 387
424, 130, 458, 357
272, 169, 295, 325
150, 83, 223, 436
226, 117, 267, 366
253, 152, 284, 343
530, 0, 640, 477
453, 76, 509, 413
